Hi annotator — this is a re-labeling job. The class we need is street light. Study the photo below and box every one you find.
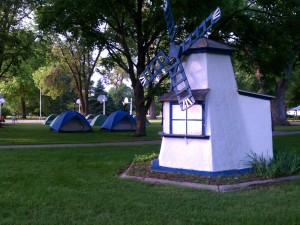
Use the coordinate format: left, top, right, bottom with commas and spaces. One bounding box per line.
76, 99, 81, 113
123, 97, 132, 115
39, 84, 42, 120
97, 95, 107, 115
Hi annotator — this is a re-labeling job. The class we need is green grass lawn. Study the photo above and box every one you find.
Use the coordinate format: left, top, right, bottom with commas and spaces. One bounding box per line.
0, 142, 299, 225
0, 121, 300, 224
274, 125, 300, 132
0, 120, 162, 145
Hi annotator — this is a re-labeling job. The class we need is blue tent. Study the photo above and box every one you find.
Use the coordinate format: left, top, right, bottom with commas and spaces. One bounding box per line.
50, 110, 92, 132
101, 111, 136, 131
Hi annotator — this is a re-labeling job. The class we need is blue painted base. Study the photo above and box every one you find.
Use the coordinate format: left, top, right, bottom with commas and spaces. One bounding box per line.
151, 159, 252, 177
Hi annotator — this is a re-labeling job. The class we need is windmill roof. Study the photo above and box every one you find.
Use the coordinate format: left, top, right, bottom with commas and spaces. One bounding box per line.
158, 89, 209, 102
185, 38, 235, 55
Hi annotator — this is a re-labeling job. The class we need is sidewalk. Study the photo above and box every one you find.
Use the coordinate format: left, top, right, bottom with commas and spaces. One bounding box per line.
272, 131, 300, 136
4, 119, 43, 124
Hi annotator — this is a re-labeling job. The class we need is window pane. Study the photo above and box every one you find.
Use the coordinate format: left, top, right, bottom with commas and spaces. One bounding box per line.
172, 121, 186, 134
172, 105, 186, 119
187, 104, 202, 119
187, 121, 203, 135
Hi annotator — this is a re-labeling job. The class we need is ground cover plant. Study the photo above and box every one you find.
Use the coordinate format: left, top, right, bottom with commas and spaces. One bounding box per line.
247, 151, 300, 178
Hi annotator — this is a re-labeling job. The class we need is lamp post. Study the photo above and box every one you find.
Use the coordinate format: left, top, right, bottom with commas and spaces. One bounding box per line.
123, 97, 132, 115
76, 99, 81, 113
0, 94, 5, 121
97, 95, 107, 115
39, 84, 42, 120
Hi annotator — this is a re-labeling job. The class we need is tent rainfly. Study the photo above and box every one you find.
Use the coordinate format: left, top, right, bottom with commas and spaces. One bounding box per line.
50, 110, 92, 132
101, 111, 136, 131
287, 105, 300, 117
85, 114, 96, 123
43, 114, 58, 125
90, 114, 107, 127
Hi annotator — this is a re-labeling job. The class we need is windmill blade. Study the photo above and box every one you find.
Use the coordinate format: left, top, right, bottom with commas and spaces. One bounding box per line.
167, 58, 195, 110
180, 7, 222, 53
139, 50, 170, 87
163, 0, 177, 43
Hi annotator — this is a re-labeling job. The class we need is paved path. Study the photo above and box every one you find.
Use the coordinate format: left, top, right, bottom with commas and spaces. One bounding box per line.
3, 119, 43, 124
272, 131, 300, 136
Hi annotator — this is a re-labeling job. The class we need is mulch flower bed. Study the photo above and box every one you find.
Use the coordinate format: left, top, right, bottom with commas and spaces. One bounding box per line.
124, 162, 266, 186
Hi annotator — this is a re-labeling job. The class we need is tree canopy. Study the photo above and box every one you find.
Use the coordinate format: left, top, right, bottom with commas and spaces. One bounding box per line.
221, 0, 300, 124
0, 0, 38, 79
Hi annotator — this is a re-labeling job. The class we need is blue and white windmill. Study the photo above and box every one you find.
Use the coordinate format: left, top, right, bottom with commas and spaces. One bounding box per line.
137, 1, 274, 177
139, 0, 221, 111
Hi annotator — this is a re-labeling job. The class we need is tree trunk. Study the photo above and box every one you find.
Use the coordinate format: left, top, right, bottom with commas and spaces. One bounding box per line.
20, 98, 26, 119
271, 78, 289, 126
271, 56, 296, 126
149, 98, 157, 119
134, 83, 147, 137
82, 91, 89, 116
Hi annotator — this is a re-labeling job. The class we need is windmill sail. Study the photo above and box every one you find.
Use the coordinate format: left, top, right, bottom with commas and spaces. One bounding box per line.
163, 0, 177, 42
139, 50, 169, 87
180, 7, 221, 53
139, 0, 222, 111
168, 58, 195, 110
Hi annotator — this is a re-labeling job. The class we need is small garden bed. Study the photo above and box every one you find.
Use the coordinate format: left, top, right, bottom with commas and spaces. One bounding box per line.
125, 162, 264, 186
120, 151, 300, 191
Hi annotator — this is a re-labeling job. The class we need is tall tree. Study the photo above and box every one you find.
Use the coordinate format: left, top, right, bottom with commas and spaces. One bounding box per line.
0, 59, 39, 117
108, 84, 134, 113
0, 36, 50, 118
50, 36, 102, 115
32, 65, 72, 100
88, 79, 117, 115
221, 0, 300, 125
0, 0, 37, 80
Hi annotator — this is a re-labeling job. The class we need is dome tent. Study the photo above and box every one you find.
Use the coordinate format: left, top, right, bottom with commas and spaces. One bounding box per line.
85, 114, 96, 123
101, 111, 136, 131
90, 114, 107, 127
43, 114, 57, 125
50, 110, 92, 132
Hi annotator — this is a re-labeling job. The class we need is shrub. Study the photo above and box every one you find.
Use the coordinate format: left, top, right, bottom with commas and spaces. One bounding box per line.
247, 151, 300, 178
274, 151, 300, 176
133, 152, 158, 163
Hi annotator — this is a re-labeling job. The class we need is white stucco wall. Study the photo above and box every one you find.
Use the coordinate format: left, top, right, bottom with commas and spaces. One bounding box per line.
158, 50, 273, 173
238, 95, 273, 159
158, 137, 213, 171
205, 53, 250, 171
162, 103, 170, 134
